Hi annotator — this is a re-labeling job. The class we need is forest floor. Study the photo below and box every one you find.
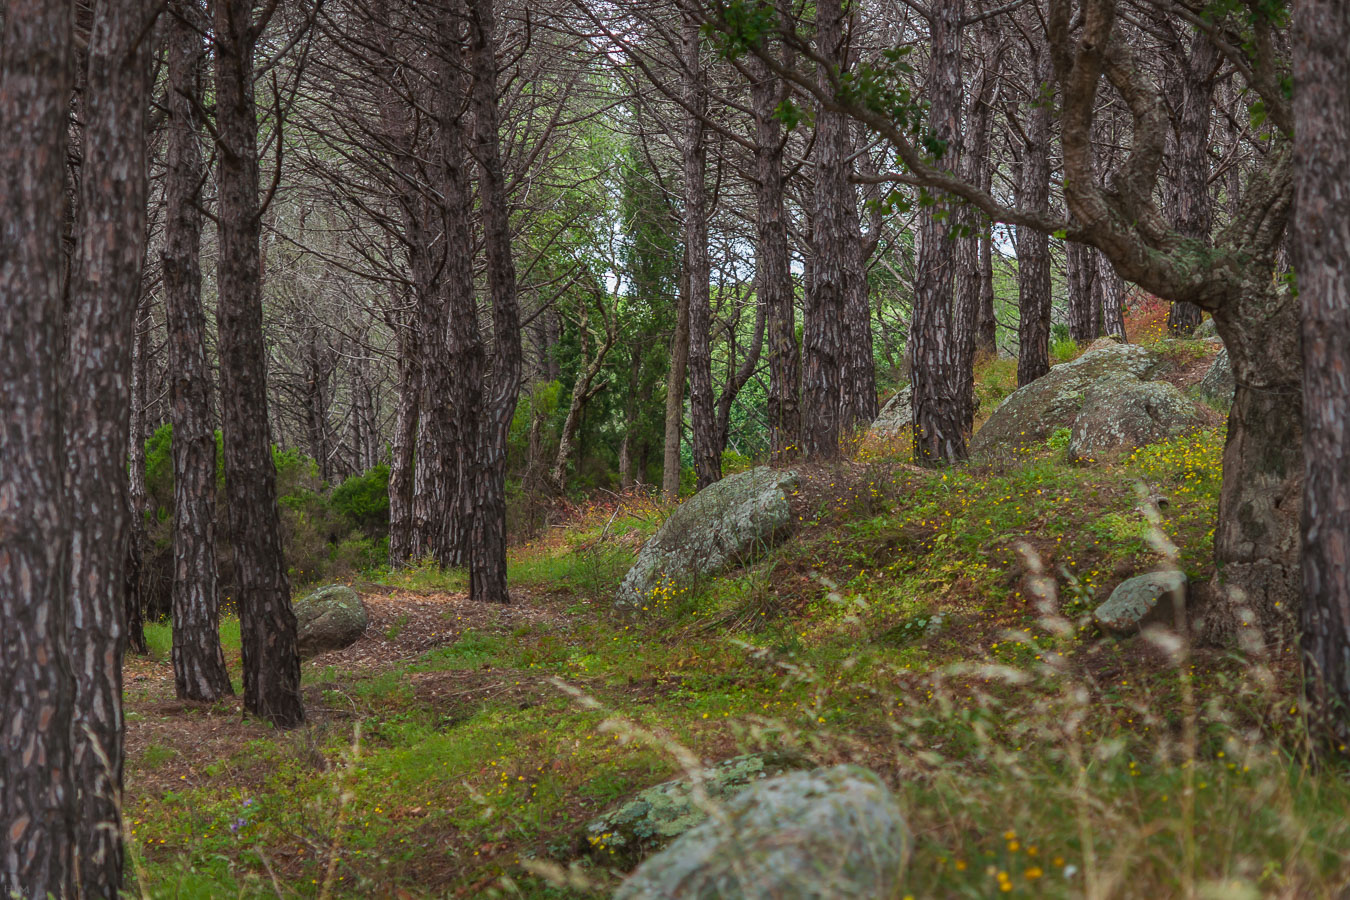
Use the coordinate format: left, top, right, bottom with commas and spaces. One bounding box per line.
123, 342, 1350, 899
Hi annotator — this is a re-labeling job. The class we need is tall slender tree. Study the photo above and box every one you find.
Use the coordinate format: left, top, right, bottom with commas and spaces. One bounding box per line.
747, 25, 799, 462
165, 0, 233, 704
909, 0, 967, 463
803, 0, 851, 458
64, 0, 157, 889
681, 8, 721, 487
1164, 29, 1219, 337
468, 0, 524, 604
1015, 41, 1053, 387
213, 0, 305, 726
0, 2, 78, 895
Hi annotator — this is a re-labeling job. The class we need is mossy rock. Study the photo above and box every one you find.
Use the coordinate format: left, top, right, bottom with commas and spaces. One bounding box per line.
1198, 348, 1234, 409
971, 343, 1163, 455
581, 753, 798, 868
616, 467, 798, 610
1093, 571, 1187, 635
1067, 375, 1218, 463
615, 765, 910, 900
293, 584, 368, 658
869, 385, 913, 437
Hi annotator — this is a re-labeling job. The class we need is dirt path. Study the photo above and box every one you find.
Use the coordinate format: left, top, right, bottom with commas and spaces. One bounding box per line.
124, 587, 564, 796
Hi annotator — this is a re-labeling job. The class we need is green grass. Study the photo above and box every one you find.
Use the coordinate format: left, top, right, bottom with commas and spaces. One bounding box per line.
123, 430, 1350, 898
143, 615, 241, 662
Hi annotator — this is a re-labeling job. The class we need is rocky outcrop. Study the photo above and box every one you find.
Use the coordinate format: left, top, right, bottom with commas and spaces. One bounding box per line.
615, 765, 910, 900
616, 467, 798, 609
971, 343, 1164, 455
1093, 571, 1187, 635
582, 754, 795, 866
293, 584, 368, 658
869, 385, 912, 437
1068, 376, 1218, 463
1198, 348, 1234, 408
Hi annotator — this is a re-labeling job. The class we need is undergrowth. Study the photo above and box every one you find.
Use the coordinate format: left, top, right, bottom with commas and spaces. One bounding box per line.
123, 429, 1350, 899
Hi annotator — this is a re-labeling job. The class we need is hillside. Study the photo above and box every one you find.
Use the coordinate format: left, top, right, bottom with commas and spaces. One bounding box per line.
120, 342, 1350, 899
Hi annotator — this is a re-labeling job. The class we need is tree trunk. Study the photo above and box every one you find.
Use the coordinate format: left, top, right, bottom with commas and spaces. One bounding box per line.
468, 0, 522, 605
1166, 32, 1218, 337
1096, 251, 1128, 339
748, 50, 799, 463
910, 0, 967, 464
388, 324, 419, 567
954, 34, 995, 431
213, 0, 305, 728
1066, 241, 1100, 343
0, 3, 78, 895
803, 0, 852, 459
63, 0, 156, 888
663, 267, 691, 499
126, 293, 150, 657
434, 3, 483, 573
165, 0, 233, 704
1016, 49, 1053, 387
977, 211, 998, 356
1292, 0, 1350, 749
681, 11, 720, 489
841, 155, 876, 431
1198, 285, 1303, 646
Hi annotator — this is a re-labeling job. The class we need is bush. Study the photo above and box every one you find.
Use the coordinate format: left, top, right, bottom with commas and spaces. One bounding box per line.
331, 464, 391, 537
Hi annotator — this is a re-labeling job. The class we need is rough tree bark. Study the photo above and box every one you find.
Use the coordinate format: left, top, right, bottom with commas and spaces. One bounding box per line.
430, 12, 481, 572
681, 10, 720, 489
748, 43, 799, 462
1096, 250, 1127, 339
387, 319, 419, 566
213, 0, 305, 727
165, 0, 233, 705
126, 293, 150, 657
1293, 0, 1350, 749
0, 2, 78, 895
910, 0, 967, 464
954, 29, 997, 431
803, 0, 851, 459
1165, 31, 1218, 337
840, 147, 876, 431
63, 0, 156, 889
468, 0, 523, 604
1066, 241, 1100, 343
1016, 46, 1053, 387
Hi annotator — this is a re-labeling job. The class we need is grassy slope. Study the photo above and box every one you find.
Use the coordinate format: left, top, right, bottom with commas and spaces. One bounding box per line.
126, 349, 1350, 899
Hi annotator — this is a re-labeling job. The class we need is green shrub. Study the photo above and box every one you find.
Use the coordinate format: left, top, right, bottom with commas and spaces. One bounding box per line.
1051, 337, 1079, 363
331, 464, 391, 537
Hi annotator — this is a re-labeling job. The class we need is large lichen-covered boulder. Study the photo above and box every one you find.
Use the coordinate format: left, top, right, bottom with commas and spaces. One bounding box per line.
615, 765, 910, 900
582, 754, 794, 866
616, 467, 798, 609
1198, 348, 1234, 408
869, 385, 912, 437
971, 343, 1162, 455
1094, 571, 1187, 635
293, 584, 368, 658
1067, 376, 1217, 463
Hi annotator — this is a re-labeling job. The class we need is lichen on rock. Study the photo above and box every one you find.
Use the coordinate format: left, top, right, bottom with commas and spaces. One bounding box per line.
615, 765, 910, 900
616, 466, 798, 610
